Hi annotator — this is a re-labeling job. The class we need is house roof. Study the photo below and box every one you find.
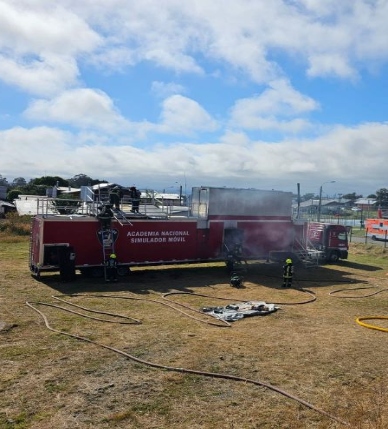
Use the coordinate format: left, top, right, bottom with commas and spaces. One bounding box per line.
56, 183, 117, 193
355, 198, 376, 205
294, 198, 351, 208
0, 200, 16, 208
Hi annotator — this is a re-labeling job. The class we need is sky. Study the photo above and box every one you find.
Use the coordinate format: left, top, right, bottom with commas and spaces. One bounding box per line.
1, 0, 388, 198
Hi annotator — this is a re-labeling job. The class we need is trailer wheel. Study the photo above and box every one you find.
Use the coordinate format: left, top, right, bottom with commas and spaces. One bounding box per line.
226, 260, 234, 272
117, 266, 130, 277
90, 267, 104, 278
31, 269, 41, 280
31, 266, 41, 280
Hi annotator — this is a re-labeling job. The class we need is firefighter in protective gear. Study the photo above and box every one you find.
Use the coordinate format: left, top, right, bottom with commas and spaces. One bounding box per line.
130, 186, 141, 213
109, 186, 122, 210
106, 253, 118, 282
282, 258, 294, 288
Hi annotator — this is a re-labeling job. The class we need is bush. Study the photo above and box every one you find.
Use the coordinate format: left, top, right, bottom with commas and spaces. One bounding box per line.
7, 189, 23, 202
0, 212, 32, 236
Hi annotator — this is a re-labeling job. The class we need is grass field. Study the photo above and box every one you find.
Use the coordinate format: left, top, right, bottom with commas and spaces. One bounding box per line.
1, 226, 388, 428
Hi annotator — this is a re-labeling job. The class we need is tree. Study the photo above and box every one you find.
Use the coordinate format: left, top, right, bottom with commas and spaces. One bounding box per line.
11, 177, 27, 187
7, 189, 23, 201
91, 178, 109, 186
29, 176, 69, 187
375, 188, 388, 208
342, 192, 362, 203
0, 175, 9, 186
68, 174, 93, 187
68, 174, 108, 187
301, 193, 315, 202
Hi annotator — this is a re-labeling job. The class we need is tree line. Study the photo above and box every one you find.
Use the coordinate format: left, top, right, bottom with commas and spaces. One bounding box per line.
2, 173, 388, 208
0, 174, 108, 201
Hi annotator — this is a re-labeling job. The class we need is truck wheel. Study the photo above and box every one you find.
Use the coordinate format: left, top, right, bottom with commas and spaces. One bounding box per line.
328, 251, 339, 263
371, 235, 377, 241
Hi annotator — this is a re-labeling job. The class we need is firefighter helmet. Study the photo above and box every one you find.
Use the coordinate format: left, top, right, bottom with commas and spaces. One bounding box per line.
286, 258, 292, 264
110, 253, 117, 259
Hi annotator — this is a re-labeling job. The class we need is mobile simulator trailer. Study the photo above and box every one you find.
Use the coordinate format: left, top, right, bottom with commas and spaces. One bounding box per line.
29, 187, 297, 279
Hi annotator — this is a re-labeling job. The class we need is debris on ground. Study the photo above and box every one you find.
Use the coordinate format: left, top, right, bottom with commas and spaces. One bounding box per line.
201, 301, 279, 322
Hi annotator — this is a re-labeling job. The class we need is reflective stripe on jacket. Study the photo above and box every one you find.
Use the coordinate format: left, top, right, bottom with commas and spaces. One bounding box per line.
283, 264, 294, 278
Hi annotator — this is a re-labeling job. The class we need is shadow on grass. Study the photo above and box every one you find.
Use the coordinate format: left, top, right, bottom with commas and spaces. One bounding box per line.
339, 260, 383, 271
33, 258, 374, 295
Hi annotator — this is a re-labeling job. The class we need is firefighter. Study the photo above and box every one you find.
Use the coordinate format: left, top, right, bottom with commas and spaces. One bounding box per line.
282, 258, 294, 288
106, 253, 118, 282
130, 186, 141, 213
97, 203, 114, 230
109, 186, 122, 210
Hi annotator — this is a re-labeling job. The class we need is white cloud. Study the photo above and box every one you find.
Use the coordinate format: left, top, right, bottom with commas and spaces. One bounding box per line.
24, 88, 130, 132
229, 79, 319, 131
1, 0, 388, 97
307, 53, 357, 79
1, 1, 388, 197
151, 81, 186, 98
158, 95, 219, 135
0, 1, 101, 95
0, 54, 80, 97
2, 121, 388, 195
0, 1, 101, 55
23, 90, 218, 138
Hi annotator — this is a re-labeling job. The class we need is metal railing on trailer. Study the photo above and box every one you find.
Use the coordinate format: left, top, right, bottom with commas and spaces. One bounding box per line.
35, 197, 101, 217
292, 235, 324, 267
35, 194, 189, 219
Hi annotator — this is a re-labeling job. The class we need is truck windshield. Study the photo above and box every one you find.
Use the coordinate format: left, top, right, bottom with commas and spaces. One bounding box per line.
337, 231, 347, 240
331, 230, 347, 241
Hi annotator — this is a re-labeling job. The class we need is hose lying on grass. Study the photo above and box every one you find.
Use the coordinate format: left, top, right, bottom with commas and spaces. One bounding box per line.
162, 287, 317, 307
329, 286, 388, 333
356, 316, 388, 333
26, 293, 350, 427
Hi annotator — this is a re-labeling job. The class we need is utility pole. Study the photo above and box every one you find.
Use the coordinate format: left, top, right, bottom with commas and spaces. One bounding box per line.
318, 181, 336, 222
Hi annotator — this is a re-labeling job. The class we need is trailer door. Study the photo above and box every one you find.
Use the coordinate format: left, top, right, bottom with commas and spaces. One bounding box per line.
223, 228, 244, 255
192, 187, 209, 219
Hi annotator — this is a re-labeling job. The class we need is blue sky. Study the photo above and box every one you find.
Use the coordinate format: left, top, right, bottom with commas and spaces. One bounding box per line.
1, 0, 388, 197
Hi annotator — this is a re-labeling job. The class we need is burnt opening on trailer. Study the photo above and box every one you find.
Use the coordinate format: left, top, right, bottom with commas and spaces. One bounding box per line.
43, 244, 70, 266
223, 228, 245, 272
223, 228, 244, 252
38, 244, 76, 281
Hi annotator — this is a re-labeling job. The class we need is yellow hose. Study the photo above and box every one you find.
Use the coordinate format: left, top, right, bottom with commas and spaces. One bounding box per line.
356, 316, 388, 332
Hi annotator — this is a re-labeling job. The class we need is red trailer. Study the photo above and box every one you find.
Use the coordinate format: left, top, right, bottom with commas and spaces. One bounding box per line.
29, 186, 297, 279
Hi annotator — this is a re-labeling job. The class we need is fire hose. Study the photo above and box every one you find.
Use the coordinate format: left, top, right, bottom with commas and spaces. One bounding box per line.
330, 286, 388, 333
25, 293, 349, 427
161, 287, 317, 308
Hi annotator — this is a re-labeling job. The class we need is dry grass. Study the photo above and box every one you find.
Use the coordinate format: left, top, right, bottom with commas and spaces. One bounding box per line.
1, 232, 388, 428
